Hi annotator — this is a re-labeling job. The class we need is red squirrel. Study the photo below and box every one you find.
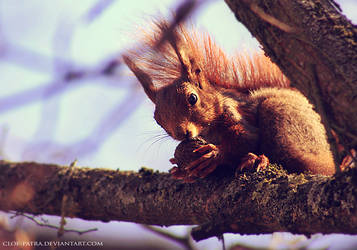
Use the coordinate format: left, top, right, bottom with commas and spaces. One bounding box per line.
123, 20, 335, 182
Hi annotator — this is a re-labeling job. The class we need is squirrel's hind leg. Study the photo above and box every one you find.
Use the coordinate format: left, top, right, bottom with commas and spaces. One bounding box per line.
257, 90, 335, 175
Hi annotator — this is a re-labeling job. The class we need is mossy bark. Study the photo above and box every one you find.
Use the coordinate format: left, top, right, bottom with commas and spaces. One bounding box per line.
1, 161, 357, 241
224, 0, 357, 163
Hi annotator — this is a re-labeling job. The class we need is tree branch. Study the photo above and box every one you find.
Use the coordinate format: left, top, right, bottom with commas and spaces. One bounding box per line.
1, 161, 356, 241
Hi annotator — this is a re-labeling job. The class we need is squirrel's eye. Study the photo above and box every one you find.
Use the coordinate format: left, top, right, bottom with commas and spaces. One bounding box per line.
188, 93, 198, 105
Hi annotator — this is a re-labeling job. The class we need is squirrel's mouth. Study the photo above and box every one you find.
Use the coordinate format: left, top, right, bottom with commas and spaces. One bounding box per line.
171, 122, 202, 141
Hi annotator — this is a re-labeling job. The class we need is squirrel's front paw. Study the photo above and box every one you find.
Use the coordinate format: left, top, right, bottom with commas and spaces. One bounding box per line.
183, 144, 221, 178
237, 153, 269, 173
169, 137, 222, 182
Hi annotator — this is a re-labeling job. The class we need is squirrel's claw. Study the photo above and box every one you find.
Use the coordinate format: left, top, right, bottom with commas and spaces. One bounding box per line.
340, 148, 356, 170
193, 144, 217, 154
238, 153, 269, 172
170, 166, 197, 183
169, 166, 186, 179
190, 159, 218, 178
169, 158, 178, 164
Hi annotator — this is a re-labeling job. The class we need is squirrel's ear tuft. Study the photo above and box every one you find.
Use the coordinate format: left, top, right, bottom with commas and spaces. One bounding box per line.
163, 29, 192, 80
158, 23, 203, 86
168, 38, 208, 89
123, 55, 157, 104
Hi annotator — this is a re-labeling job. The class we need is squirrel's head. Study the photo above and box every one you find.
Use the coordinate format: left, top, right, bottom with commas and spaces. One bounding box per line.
123, 54, 219, 140
123, 56, 222, 140
153, 79, 219, 141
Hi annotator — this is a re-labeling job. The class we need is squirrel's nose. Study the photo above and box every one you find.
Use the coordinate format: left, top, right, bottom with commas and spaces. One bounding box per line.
184, 123, 199, 139
185, 130, 193, 139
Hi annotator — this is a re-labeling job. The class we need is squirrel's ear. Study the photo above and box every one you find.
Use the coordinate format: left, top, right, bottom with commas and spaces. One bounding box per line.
182, 56, 208, 90
172, 45, 207, 89
123, 55, 157, 104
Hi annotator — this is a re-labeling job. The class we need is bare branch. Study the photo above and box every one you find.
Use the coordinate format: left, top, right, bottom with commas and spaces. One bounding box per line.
249, 3, 294, 33
83, 0, 116, 23
142, 225, 195, 250
10, 212, 97, 236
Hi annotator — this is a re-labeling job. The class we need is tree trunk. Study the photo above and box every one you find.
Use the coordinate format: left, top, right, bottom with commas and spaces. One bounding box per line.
225, 0, 357, 163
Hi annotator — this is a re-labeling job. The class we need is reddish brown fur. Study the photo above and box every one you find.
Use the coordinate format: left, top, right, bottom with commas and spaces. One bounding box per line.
126, 21, 289, 92
124, 20, 335, 181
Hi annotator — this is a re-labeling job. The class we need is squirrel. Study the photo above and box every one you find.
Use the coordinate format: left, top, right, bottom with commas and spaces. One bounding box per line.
123, 20, 336, 182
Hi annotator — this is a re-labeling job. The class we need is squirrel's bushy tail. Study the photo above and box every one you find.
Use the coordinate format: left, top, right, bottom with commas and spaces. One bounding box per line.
125, 20, 289, 92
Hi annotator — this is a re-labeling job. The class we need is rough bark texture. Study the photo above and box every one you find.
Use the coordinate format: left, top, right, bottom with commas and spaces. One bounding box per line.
1, 161, 357, 240
224, 0, 357, 163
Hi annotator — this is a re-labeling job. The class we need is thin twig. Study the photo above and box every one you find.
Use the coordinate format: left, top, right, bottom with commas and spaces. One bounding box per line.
10, 212, 97, 235
142, 225, 196, 250
248, 3, 294, 33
